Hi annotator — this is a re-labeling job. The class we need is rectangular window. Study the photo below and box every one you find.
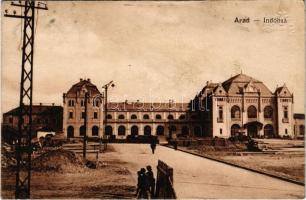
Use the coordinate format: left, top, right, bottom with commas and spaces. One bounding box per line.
284, 106, 288, 119
285, 128, 288, 134
94, 112, 98, 119
218, 106, 223, 119
220, 128, 222, 134
81, 112, 85, 119
9, 117, 13, 123
69, 111, 73, 119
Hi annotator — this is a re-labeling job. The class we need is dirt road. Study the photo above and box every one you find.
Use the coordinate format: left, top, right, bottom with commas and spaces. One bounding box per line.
103, 144, 304, 199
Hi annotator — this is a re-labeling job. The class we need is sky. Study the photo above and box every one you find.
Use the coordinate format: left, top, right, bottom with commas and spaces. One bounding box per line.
1, 0, 305, 113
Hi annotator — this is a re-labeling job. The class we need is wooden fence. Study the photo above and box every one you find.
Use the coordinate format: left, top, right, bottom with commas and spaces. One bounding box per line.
155, 160, 177, 199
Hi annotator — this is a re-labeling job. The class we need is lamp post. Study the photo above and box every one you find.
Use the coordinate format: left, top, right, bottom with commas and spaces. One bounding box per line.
102, 81, 115, 143
83, 91, 89, 160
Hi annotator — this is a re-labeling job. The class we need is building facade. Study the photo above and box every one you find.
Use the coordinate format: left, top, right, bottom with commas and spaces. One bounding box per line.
2, 104, 63, 133
63, 79, 201, 138
63, 74, 300, 139
193, 73, 295, 138
293, 113, 305, 139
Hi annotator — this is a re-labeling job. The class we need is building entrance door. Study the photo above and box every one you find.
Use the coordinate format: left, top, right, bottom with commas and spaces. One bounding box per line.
247, 124, 258, 138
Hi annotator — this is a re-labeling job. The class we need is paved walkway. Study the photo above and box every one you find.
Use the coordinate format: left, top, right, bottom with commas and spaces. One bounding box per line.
102, 144, 304, 199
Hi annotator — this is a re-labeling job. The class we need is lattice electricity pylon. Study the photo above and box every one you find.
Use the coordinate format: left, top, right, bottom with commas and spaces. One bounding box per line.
4, 1, 47, 198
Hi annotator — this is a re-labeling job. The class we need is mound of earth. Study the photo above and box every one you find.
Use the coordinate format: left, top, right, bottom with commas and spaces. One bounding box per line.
1, 147, 16, 168
32, 149, 83, 172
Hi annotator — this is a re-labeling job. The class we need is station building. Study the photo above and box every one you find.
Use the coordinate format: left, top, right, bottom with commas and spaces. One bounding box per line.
62, 78, 201, 138
62, 73, 302, 139
193, 73, 295, 138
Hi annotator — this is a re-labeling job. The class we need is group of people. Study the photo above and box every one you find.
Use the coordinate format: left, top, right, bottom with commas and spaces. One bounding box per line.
136, 165, 156, 199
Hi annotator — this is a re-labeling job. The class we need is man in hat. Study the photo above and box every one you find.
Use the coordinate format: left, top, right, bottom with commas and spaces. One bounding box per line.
137, 168, 149, 199
146, 165, 155, 198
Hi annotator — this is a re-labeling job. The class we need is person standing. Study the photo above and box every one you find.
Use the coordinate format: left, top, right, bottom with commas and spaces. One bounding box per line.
137, 168, 149, 199
150, 138, 156, 154
146, 165, 155, 198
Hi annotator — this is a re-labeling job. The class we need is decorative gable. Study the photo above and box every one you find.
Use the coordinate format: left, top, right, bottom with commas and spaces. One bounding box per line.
243, 80, 260, 93
214, 83, 227, 96
276, 84, 292, 97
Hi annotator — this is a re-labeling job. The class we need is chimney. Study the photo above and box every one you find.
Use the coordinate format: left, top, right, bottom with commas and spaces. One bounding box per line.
52, 103, 55, 106
87, 78, 91, 82
39, 103, 42, 106
80, 78, 83, 81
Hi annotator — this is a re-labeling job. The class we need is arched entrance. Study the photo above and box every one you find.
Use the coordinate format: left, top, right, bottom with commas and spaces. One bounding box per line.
118, 125, 126, 135
105, 125, 113, 135
194, 126, 202, 137
67, 126, 74, 138
92, 126, 99, 136
264, 124, 274, 138
156, 125, 164, 135
79, 126, 86, 136
231, 124, 240, 137
247, 124, 258, 138
300, 125, 305, 135
131, 126, 139, 136
144, 126, 151, 136
181, 126, 189, 136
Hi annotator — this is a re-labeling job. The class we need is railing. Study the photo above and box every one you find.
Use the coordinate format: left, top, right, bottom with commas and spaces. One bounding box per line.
248, 118, 257, 122
217, 118, 223, 123
282, 118, 289, 123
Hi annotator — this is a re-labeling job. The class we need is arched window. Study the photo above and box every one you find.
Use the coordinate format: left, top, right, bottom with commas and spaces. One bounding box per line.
156, 125, 164, 135
92, 126, 99, 136
264, 124, 274, 138
131, 126, 139, 136
247, 106, 257, 118
79, 125, 86, 136
167, 114, 174, 120
231, 124, 240, 136
143, 114, 150, 119
169, 126, 176, 132
67, 126, 74, 138
93, 100, 100, 107
194, 126, 202, 137
231, 106, 241, 119
300, 125, 305, 135
106, 114, 112, 119
81, 100, 85, 107
155, 114, 162, 120
131, 114, 137, 119
118, 126, 126, 135
179, 115, 186, 120
105, 126, 113, 135
264, 106, 273, 119
68, 100, 74, 107
144, 126, 151, 135
118, 114, 125, 119
182, 126, 189, 135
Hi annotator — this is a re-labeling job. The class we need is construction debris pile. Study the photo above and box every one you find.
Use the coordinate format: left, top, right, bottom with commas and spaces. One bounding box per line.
1, 144, 16, 168
32, 149, 83, 172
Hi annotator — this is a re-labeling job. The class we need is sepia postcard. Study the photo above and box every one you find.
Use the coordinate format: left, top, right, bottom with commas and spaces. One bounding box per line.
1, 0, 305, 199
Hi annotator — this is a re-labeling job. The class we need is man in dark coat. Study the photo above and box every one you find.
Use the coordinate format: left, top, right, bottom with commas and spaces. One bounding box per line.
150, 138, 156, 154
146, 165, 155, 198
137, 168, 149, 199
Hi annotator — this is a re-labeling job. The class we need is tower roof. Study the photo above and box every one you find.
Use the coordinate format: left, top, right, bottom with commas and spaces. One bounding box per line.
222, 73, 273, 96
66, 78, 101, 96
